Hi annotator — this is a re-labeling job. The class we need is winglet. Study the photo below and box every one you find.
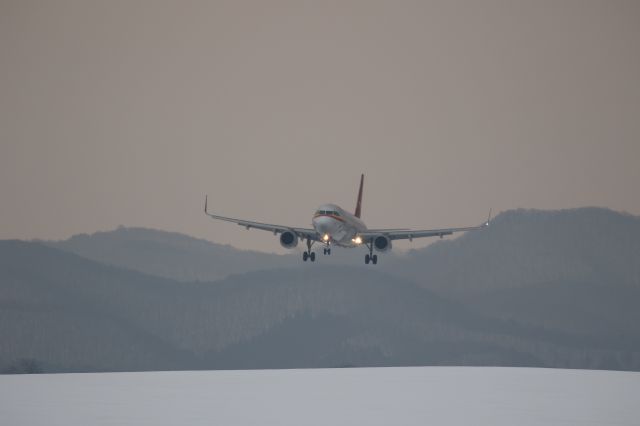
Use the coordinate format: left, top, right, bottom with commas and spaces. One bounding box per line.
354, 174, 364, 218
485, 208, 492, 226
204, 195, 208, 213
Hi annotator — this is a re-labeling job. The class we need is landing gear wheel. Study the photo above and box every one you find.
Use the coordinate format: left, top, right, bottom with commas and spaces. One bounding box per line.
372, 254, 378, 265
365, 254, 370, 264
327, 248, 331, 255
303, 238, 316, 263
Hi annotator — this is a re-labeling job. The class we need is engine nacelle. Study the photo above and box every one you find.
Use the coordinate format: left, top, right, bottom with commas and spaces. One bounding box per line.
279, 231, 299, 249
373, 235, 392, 252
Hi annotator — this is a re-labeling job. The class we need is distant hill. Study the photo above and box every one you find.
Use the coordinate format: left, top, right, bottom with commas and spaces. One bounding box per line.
378, 208, 640, 346
45, 226, 373, 281
46, 226, 296, 281
383, 208, 640, 298
2, 231, 640, 373
47, 209, 640, 293
2, 240, 526, 372
0, 241, 201, 372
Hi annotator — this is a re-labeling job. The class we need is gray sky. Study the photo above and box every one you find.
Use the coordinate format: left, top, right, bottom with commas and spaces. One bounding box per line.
1, 0, 639, 252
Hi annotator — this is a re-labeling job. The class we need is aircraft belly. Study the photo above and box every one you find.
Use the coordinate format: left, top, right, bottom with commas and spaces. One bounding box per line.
332, 224, 347, 242
333, 226, 357, 247
312, 214, 358, 247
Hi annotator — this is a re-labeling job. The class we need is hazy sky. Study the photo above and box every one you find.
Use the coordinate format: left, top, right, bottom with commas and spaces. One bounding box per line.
1, 0, 639, 252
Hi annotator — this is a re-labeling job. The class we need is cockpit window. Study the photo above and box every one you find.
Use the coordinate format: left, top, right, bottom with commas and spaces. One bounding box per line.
316, 210, 340, 216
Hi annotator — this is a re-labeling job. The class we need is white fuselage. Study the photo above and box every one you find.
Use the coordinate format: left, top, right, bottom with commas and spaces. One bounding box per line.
311, 204, 367, 247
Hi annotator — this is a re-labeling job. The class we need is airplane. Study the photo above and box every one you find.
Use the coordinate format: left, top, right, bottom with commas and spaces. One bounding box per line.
204, 174, 490, 265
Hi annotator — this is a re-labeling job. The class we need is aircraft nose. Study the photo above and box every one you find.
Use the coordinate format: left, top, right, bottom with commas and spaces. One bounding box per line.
314, 216, 332, 234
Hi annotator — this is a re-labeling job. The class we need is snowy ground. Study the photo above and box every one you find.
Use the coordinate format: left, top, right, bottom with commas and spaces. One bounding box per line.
1, 367, 639, 425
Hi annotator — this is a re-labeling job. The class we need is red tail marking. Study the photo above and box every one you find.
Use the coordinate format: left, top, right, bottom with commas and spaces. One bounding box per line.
354, 174, 364, 218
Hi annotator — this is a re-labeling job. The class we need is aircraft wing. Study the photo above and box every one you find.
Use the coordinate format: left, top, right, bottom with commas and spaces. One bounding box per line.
359, 211, 491, 241
204, 196, 320, 241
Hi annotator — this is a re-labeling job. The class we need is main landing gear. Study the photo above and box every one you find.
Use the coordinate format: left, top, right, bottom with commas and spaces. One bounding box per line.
364, 239, 378, 265
302, 238, 316, 262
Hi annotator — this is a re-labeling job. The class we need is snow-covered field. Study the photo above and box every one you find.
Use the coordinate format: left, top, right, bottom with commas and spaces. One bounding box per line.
1, 367, 638, 425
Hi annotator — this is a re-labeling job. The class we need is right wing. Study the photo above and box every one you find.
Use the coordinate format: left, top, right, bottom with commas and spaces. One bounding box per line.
360, 210, 492, 241
204, 196, 320, 241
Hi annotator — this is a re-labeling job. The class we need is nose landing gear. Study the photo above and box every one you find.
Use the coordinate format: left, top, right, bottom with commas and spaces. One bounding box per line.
323, 247, 331, 255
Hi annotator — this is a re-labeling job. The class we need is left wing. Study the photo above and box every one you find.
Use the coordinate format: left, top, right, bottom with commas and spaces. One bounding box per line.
360, 210, 491, 241
204, 196, 320, 241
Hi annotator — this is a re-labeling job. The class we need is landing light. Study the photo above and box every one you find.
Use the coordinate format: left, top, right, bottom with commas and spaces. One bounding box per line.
352, 236, 362, 245
322, 234, 330, 242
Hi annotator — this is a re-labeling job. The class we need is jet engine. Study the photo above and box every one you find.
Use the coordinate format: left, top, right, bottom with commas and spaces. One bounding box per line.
373, 235, 392, 252
279, 231, 299, 249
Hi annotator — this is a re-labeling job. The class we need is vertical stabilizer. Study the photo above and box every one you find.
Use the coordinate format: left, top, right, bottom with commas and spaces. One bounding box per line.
354, 174, 364, 218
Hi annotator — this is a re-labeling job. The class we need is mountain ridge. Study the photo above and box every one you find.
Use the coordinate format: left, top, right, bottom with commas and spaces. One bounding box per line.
3, 207, 640, 373
45, 226, 295, 282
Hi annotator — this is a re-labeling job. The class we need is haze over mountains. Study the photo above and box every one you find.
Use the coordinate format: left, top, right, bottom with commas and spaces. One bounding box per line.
47, 227, 294, 282
2, 208, 639, 373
